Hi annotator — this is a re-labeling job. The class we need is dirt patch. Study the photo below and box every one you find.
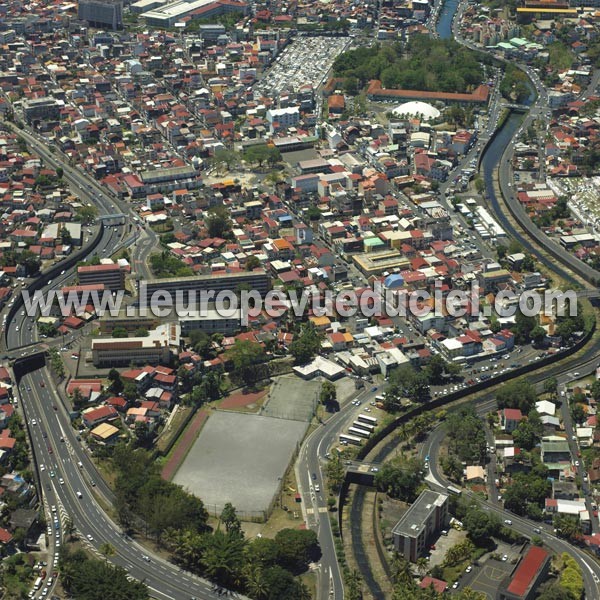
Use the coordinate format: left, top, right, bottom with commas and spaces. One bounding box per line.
219, 389, 267, 411
161, 409, 208, 481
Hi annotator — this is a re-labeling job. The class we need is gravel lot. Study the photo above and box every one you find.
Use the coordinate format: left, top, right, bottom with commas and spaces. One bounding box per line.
173, 411, 308, 516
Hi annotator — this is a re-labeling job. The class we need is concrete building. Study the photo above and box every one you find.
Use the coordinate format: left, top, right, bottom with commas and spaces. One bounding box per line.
91, 323, 180, 367
78, 0, 123, 29
23, 98, 60, 125
180, 309, 243, 336
141, 270, 270, 306
266, 107, 300, 132
142, 0, 247, 28
99, 309, 159, 334
78, 263, 125, 291
392, 490, 449, 561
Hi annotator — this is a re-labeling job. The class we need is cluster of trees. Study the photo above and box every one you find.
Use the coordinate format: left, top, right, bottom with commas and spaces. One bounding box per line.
107, 369, 138, 403
499, 65, 531, 103
149, 250, 194, 278
3, 414, 30, 474
554, 306, 585, 342
59, 548, 149, 600
333, 36, 485, 94
112, 444, 209, 541
75, 204, 98, 224
111, 327, 149, 338
443, 539, 475, 569
445, 406, 487, 465
556, 552, 584, 599
503, 463, 551, 519
38, 322, 58, 337
532, 196, 571, 228
167, 506, 318, 598
383, 365, 430, 411
48, 347, 65, 379
289, 324, 322, 364
497, 379, 537, 414
553, 514, 583, 544
374, 457, 424, 502
242, 145, 281, 169
0, 249, 40, 276
227, 339, 269, 388
512, 410, 544, 450
205, 205, 233, 239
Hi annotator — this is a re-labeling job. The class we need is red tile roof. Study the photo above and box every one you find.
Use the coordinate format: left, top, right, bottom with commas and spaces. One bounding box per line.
506, 546, 549, 597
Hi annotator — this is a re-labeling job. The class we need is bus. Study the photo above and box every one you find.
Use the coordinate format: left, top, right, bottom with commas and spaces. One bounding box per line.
349, 426, 371, 439
353, 421, 375, 433
34, 577, 43, 590
447, 485, 462, 496
339, 433, 362, 446
357, 414, 377, 426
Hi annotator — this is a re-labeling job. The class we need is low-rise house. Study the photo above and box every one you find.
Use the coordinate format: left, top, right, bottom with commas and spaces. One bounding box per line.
82, 405, 119, 429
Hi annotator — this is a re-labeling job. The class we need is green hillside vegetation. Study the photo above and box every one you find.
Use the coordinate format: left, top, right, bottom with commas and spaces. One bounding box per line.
333, 35, 487, 95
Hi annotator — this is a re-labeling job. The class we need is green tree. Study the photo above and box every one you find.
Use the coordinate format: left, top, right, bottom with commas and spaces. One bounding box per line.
228, 339, 267, 387
446, 406, 487, 464
325, 454, 345, 493
289, 323, 322, 364
274, 529, 321, 575
320, 381, 337, 408
591, 380, 600, 401
496, 379, 537, 414
220, 503, 242, 536
112, 327, 128, 338
108, 368, 124, 394
99, 542, 115, 561
374, 457, 424, 502
512, 410, 544, 450
346, 569, 363, 600
544, 377, 558, 399
245, 255, 261, 271
201, 530, 246, 587
538, 582, 579, 600
205, 205, 232, 239
530, 325, 547, 346
463, 508, 500, 545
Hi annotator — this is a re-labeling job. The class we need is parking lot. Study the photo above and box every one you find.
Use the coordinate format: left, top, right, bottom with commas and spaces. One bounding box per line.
460, 554, 515, 598
253, 36, 350, 98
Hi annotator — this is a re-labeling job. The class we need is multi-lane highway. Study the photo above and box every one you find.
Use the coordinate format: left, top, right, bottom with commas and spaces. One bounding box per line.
4, 125, 241, 600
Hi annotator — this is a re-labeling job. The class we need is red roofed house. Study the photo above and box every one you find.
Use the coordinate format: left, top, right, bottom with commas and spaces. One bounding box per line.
497, 545, 550, 600
0, 527, 13, 545
82, 405, 119, 428
419, 576, 447, 594
500, 408, 524, 433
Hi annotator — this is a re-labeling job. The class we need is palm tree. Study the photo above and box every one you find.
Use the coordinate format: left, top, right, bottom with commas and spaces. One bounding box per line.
202, 531, 245, 587
60, 562, 76, 592
245, 566, 268, 599
390, 552, 413, 586
416, 557, 429, 577
345, 569, 363, 600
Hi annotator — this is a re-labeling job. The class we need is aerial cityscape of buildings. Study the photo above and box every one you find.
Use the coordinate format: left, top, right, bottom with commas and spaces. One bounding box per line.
1, 0, 600, 598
